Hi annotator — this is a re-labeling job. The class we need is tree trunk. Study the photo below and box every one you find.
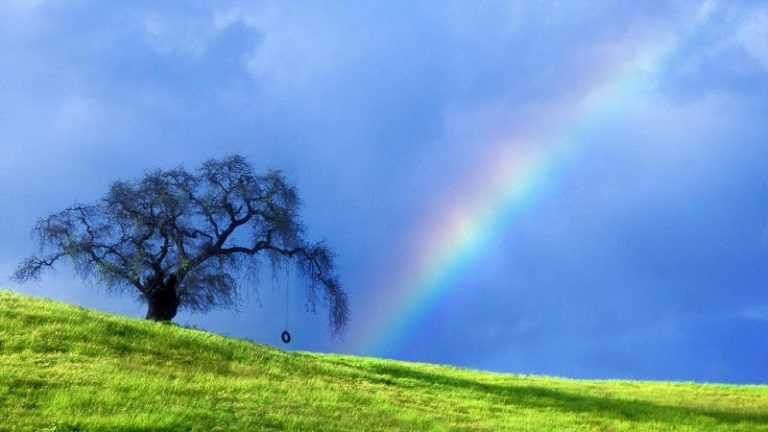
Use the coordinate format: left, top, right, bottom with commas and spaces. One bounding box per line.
144, 275, 180, 321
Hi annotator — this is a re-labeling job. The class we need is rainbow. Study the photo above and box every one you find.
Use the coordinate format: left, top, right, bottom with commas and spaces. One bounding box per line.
354, 23, 695, 357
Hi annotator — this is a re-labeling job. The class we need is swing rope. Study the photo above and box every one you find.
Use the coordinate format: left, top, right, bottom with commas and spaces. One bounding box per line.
284, 262, 289, 331
280, 261, 292, 344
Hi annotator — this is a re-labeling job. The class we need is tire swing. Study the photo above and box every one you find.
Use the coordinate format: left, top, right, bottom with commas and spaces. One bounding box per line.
280, 263, 292, 345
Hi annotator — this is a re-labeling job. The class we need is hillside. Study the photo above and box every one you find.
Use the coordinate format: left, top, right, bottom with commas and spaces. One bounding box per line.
1, 289, 766, 431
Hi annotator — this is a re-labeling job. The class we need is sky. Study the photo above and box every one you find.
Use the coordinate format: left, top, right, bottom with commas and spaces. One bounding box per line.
1, 0, 768, 384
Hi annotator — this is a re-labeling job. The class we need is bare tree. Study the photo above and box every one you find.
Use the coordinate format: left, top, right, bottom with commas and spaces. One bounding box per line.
14, 155, 348, 335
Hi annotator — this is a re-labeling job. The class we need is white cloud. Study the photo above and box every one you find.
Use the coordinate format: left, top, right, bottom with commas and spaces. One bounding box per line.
142, 15, 215, 57
665, 2, 768, 92
736, 305, 768, 322
695, 0, 718, 24
232, 4, 356, 98
0, 0, 48, 14
53, 95, 96, 129
736, 9, 768, 70
140, 3, 261, 58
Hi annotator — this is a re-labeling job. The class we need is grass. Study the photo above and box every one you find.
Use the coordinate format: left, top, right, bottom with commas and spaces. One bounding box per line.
1, 289, 767, 431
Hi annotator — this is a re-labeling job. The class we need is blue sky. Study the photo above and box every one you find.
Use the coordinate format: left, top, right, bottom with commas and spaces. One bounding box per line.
2, 1, 768, 384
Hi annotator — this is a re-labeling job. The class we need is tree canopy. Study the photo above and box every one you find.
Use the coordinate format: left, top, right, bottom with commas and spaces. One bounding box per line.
14, 155, 348, 335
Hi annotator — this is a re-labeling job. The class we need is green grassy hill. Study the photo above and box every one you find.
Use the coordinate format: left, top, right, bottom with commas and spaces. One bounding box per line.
1, 289, 767, 431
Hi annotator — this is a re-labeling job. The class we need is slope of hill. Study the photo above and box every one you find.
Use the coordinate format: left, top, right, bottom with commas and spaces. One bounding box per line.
1, 289, 766, 431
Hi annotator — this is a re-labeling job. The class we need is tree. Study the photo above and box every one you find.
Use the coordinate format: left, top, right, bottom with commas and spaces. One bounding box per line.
14, 155, 348, 335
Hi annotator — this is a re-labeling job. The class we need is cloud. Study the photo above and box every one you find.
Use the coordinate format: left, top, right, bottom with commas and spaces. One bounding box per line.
736, 9, 768, 70
737, 305, 768, 322
2, 0, 768, 383
0, 0, 49, 15
653, 2, 768, 100
694, 0, 718, 24
142, 16, 213, 57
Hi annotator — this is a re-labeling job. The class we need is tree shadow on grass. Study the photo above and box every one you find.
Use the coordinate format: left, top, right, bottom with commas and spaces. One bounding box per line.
354, 362, 768, 427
